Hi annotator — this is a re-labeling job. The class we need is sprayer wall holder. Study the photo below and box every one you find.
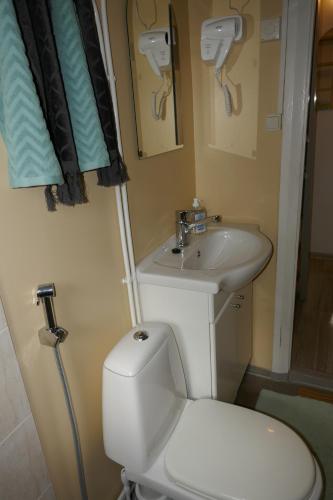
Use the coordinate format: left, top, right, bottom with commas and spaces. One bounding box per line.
36, 283, 69, 347
38, 326, 68, 347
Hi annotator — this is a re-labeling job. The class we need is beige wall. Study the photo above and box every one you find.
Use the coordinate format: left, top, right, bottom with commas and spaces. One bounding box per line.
0, 0, 283, 497
189, 0, 283, 370
0, 2, 195, 500
0, 137, 131, 500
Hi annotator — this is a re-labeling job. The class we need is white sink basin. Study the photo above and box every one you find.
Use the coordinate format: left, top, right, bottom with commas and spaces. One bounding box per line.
136, 224, 272, 294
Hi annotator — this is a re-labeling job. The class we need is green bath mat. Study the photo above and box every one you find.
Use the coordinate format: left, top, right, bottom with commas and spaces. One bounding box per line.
256, 389, 333, 499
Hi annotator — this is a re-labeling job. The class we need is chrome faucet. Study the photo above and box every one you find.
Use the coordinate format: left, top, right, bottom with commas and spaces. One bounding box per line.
175, 210, 221, 248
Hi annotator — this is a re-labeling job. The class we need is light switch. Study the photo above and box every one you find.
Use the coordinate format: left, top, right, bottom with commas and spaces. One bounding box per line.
265, 114, 282, 131
261, 18, 281, 42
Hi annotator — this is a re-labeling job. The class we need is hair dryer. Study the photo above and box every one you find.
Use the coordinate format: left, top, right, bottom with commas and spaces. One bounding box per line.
201, 15, 243, 116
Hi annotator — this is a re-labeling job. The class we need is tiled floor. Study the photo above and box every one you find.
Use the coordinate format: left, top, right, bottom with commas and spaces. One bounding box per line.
236, 372, 333, 409
236, 373, 299, 408
292, 255, 333, 377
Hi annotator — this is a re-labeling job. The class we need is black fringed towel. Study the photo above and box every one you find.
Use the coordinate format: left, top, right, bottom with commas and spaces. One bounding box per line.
74, 0, 129, 186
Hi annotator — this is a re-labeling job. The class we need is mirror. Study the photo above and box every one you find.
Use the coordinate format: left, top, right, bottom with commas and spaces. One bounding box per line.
127, 0, 183, 158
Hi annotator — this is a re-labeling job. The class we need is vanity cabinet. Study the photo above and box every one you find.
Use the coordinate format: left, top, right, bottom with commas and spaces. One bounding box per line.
138, 282, 252, 403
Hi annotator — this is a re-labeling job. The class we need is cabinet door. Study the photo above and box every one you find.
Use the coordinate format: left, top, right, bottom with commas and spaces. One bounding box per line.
236, 285, 253, 382
214, 296, 239, 403
214, 284, 252, 403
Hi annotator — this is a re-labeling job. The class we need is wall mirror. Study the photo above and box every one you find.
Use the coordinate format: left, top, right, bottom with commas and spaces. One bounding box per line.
127, 0, 183, 158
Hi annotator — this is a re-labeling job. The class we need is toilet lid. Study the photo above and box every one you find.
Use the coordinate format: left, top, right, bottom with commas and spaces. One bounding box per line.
165, 399, 316, 500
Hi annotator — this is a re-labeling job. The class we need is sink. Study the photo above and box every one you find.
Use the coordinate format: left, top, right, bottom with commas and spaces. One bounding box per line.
136, 224, 272, 294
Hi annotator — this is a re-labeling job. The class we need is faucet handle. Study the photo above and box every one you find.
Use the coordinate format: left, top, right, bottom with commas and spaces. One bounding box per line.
175, 209, 194, 223
208, 215, 221, 223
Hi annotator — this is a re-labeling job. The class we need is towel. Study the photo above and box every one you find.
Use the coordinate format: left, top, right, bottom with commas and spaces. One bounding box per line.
50, 0, 111, 174
74, 0, 129, 186
0, 0, 128, 210
0, 0, 63, 189
13, 0, 87, 207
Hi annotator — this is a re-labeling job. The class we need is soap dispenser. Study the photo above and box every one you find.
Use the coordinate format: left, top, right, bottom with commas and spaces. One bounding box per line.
192, 198, 207, 234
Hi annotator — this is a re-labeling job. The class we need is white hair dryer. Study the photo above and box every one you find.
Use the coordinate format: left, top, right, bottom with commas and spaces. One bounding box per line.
201, 15, 243, 115
138, 28, 171, 79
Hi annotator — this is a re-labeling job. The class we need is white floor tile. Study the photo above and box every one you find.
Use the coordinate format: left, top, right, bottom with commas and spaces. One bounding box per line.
0, 327, 31, 443
0, 415, 50, 500
0, 298, 7, 331
38, 484, 56, 500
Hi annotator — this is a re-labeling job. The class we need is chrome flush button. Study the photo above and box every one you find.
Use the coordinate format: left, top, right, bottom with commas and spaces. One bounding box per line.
133, 330, 149, 341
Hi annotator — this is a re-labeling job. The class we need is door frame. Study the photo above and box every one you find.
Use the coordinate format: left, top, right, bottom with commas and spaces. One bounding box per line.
272, 0, 316, 374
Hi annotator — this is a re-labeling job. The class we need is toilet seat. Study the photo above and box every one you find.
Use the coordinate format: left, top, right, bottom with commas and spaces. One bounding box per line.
165, 399, 317, 500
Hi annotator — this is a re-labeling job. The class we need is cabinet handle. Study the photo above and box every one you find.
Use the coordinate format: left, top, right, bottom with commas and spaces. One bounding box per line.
231, 303, 241, 310
236, 294, 245, 300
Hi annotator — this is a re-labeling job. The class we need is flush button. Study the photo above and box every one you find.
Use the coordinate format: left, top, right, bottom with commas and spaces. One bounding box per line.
133, 330, 149, 342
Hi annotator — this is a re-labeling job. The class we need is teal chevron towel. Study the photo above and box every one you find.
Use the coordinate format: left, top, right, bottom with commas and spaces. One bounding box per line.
0, 0, 63, 188
50, 0, 110, 173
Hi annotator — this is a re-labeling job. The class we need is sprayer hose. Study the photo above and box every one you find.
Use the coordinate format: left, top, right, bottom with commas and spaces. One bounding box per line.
55, 342, 89, 500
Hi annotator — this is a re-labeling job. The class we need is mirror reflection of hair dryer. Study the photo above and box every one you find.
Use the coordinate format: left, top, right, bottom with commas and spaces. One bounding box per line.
139, 27, 173, 120
138, 27, 171, 79
201, 15, 244, 116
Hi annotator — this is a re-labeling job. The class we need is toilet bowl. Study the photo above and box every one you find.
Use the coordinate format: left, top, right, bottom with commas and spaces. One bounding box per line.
103, 323, 323, 500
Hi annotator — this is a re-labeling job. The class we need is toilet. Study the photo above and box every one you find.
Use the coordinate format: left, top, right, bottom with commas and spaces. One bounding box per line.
103, 323, 323, 500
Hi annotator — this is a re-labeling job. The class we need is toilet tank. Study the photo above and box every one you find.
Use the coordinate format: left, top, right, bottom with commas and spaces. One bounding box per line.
103, 322, 187, 473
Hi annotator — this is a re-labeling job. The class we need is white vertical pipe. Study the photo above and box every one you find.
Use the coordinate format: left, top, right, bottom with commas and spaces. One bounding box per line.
120, 184, 142, 323
115, 187, 138, 327
100, 0, 142, 324
92, 0, 138, 326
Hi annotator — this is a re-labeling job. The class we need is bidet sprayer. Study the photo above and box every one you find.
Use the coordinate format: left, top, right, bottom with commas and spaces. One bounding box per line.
36, 283, 68, 346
